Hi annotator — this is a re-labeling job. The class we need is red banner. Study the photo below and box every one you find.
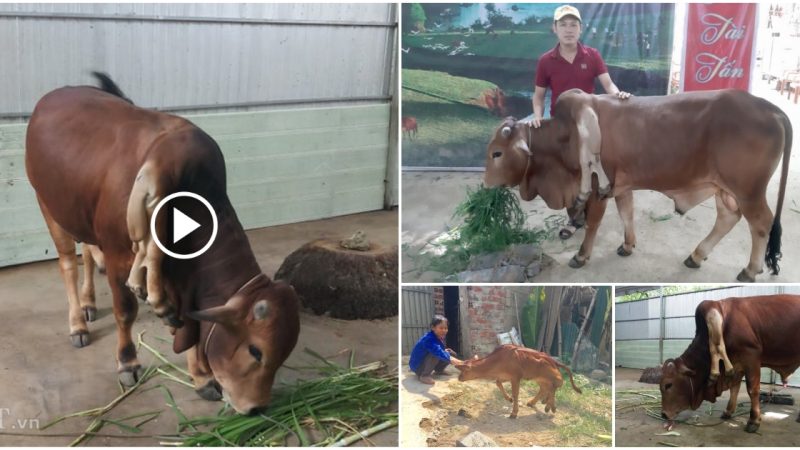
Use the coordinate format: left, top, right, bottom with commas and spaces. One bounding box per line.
682, 3, 757, 91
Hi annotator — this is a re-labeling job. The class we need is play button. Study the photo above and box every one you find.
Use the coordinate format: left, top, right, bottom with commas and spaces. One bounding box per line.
173, 208, 201, 243
151, 191, 218, 259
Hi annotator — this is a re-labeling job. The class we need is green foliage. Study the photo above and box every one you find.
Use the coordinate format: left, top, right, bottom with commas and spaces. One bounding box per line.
424, 185, 549, 275
409, 3, 426, 31
615, 285, 728, 303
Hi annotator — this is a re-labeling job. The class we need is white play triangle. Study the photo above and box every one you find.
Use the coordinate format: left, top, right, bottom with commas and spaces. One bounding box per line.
173, 208, 201, 243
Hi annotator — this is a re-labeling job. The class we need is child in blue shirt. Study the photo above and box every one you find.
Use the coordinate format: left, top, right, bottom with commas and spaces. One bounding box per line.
409, 315, 463, 385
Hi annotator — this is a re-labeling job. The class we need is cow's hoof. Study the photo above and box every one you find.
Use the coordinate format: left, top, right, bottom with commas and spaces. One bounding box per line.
97, 266, 107, 275
736, 269, 755, 283
721, 412, 733, 420
83, 306, 97, 322
683, 256, 701, 269
744, 422, 760, 433
598, 184, 612, 199
118, 365, 145, 387
616, 245, 632, 257
70, 331, 90, 348
568, 256, 585, 269
126, 282, 147, 301
508, 414, 518, 419
196, 379, 223, 402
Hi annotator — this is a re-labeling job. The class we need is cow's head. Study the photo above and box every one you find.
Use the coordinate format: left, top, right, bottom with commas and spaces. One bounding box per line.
483, 117, 578, 209
640, 358, 699, 421
187, 276, 300, 415
453, 354, 482, 382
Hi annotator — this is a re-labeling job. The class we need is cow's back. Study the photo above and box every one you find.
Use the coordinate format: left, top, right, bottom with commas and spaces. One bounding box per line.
570, 89, 786, 192
25, 86, 198, 249
719, 295, 800, 368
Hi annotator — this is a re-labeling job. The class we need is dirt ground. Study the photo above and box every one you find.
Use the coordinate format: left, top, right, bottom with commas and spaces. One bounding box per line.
401, 80, 800, 283
615, 367, 800, 447
0, 210, 398, 447
400, 358, 611, 448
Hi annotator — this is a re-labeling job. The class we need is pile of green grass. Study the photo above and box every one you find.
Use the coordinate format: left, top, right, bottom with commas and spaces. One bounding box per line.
177, 350, 397, 447
424, 184, 552, 275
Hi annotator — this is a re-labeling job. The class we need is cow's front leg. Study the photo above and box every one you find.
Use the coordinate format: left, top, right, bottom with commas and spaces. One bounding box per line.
509, 378, 520, 419
188, 345, 222, 401
721, 371, 743, 419
107, 259, 144, 387
495, 380, 513, 402
614, 191, 636, 256
744, 366, 762, 433
569, 196, 609, 268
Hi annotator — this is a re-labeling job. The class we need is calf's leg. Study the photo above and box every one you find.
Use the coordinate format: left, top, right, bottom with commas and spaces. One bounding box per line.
38, 199, 90, 348
495, 380, 513, 402
705, 308, 734, 383
509, 378, 520, 419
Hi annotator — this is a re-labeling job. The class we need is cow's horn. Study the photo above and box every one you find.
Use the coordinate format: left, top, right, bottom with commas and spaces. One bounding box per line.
501, 126, 512, 138
253, 300, 269, 321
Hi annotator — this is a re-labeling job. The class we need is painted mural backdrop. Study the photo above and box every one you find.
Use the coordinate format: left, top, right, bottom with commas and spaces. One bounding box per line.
401, 3, 675, 167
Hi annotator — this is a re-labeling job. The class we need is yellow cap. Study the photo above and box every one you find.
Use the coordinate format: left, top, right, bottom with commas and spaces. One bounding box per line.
554, 5, 582, 23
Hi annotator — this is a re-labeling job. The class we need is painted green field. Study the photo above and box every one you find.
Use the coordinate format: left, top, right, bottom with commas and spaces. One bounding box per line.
401, 69, 501, 167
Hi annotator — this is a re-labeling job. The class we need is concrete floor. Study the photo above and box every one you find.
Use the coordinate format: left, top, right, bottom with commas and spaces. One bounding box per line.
0, 210, 398, 446
402, 81, 800, 283
615, 367, 800, 447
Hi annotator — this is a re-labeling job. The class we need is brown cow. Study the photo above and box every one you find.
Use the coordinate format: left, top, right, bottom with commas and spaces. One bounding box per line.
25, 73, 300, 415
454, 344, 581, 418
484, 88, 792, 282
402, 116, 418, 140
640, 295, 800, 433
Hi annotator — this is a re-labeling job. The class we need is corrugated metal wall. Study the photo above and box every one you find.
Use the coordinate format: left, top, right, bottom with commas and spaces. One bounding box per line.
616, 286, 800, 386
401, 286, 435, 354
0, 3, 398, 268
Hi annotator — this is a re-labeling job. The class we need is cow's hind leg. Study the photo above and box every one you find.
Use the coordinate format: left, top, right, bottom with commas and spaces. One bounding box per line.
106, 257, 144, 387
79, 244, 99, 322
722, 371, 744, 419
737, 198, 774, 282
569, 196, 608, 268
705, 308, 734, 383
686, 192, 741, 269
614, 191, 636, 256
495, 380, 513, 402
39, 200, 90, 348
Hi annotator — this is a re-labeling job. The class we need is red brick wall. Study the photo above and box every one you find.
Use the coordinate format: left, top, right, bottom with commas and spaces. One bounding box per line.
433, 287, 445, 316
464, 286, 521, 355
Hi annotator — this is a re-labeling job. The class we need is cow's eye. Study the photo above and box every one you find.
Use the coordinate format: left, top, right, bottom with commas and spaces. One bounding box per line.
492, 151, 502, 158
665, 383, 672, 390
248, 344, 263, 363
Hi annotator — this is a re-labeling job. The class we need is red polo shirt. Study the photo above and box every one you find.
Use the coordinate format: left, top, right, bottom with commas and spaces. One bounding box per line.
535, 42, 608, 115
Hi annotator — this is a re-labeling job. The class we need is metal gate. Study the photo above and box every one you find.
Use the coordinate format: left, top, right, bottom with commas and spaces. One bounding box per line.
401, 286, 435, 354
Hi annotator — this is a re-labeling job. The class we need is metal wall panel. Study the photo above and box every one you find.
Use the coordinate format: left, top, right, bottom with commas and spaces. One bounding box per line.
401, 287, 435, 354
0, 3, 395, 117
615, 286, 800, 385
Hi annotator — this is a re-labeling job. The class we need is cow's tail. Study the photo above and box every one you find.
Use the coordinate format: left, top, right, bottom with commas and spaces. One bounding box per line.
766, 109, 793, 275
91, 71, 134, 104
554, 360, 583, 394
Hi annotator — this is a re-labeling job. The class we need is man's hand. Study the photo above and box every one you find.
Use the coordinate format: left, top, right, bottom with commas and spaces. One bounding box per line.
616, 91, 632, 100
531, 116, 543, 128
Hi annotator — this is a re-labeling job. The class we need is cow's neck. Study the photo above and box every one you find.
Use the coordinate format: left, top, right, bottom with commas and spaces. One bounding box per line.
679, 335, 713, 409
178, 201, 262, 310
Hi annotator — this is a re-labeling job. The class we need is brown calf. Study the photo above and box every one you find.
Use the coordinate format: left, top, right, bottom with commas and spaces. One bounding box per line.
454, 344, 581, 418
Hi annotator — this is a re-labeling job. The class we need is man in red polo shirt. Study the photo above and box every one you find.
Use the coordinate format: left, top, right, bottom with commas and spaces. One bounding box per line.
532, 5, 630, 240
